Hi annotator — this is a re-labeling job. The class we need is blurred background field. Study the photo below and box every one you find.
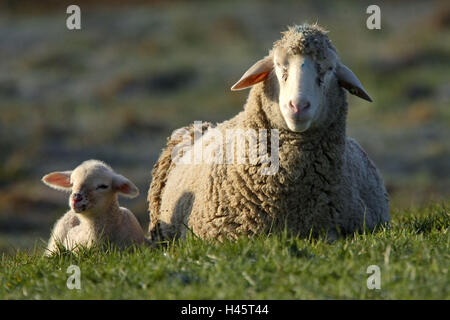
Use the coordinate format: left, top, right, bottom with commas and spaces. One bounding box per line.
0, 0, 448, 254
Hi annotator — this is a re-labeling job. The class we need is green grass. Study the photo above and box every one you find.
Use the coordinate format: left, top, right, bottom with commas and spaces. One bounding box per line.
1, 204, 448, 299
1, 1, 449, 251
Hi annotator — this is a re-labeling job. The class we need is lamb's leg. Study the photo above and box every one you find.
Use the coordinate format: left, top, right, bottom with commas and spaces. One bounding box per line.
45, 212, 79, 256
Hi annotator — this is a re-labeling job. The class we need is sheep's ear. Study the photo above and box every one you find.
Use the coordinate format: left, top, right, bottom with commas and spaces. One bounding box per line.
231, 56, 273, 91
42, 171, 73, 191
336, 63, 373, 102
112, 174, 139, 199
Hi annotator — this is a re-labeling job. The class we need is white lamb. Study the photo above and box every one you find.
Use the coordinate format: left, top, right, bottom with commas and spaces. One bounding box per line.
42, 160, 145, 255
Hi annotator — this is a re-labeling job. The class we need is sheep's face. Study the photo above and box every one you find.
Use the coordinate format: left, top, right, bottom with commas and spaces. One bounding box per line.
231, 24, 373, 132
42, 160, 139, 216
273, 47, 336, 132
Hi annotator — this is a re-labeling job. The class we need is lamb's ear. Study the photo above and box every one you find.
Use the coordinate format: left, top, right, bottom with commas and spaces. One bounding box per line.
231, 56, 273, 91
335, 63, 373, 102
42, 171, 72, 191
112, 174, 139, 199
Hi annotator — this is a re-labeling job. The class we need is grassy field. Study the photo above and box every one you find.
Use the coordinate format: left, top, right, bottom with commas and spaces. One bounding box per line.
1, 204, 448, 299
0, 0, 449, 254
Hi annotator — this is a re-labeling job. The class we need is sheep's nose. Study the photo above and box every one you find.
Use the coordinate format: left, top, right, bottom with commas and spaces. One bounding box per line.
289, 99, 311, 113
72, 193, 83, 202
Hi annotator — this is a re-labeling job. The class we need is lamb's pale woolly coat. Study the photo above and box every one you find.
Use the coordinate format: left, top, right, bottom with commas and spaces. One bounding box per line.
45, 161, 145, 255
148, 24, 389, 241
47, 203, 145, 253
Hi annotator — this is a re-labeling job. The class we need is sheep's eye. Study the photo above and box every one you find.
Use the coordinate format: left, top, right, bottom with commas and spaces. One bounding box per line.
316, 77, 323, 87
96, 184, 108, 190
281, 68, 288, 81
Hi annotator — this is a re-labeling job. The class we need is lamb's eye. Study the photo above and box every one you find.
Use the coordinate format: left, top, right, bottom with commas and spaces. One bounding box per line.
96, 184, 108, 190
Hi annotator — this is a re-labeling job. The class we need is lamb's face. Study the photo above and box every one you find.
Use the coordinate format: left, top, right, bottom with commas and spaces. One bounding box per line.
69, 166, 115, 214
273, 47, 337, 132
42, 160, 139, 216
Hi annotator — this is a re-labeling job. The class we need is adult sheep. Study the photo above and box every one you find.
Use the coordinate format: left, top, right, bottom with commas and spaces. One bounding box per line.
148, 24, 389, 241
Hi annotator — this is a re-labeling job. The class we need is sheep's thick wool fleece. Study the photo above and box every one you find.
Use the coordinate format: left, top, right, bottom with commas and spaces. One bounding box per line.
273, 24, 334, 61
148, 25, 389, 240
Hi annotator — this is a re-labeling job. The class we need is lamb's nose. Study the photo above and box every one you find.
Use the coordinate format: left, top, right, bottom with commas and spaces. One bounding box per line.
289, 99, 311, 113
73, 193, 83, 202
